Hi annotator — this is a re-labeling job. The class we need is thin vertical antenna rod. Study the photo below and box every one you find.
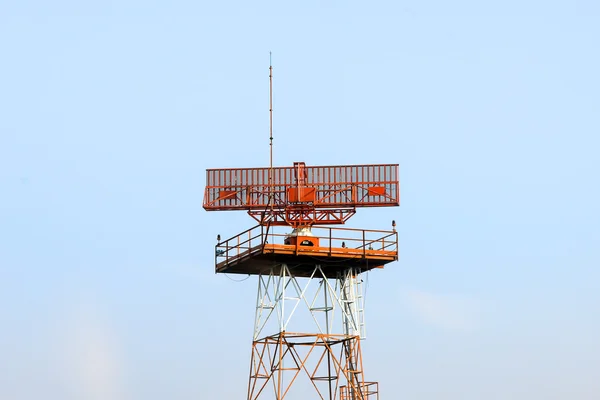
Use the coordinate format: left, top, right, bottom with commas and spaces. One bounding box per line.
269, 52, 274, 215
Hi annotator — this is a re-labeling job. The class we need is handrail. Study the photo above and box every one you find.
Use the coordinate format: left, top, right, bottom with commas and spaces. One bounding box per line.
215, 224, 398, 266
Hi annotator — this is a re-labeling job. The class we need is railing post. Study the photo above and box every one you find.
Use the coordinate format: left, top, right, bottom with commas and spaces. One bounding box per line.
329, 228, 332, 256
264, 223, 270, 246
362, 230, 366, 258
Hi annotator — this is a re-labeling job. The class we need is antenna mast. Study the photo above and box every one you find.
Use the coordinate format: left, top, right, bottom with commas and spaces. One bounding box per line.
269, 52, 274, 214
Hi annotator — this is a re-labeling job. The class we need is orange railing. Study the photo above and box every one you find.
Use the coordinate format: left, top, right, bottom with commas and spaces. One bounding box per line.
215, 225, 398, 266
214, 225, 267, 267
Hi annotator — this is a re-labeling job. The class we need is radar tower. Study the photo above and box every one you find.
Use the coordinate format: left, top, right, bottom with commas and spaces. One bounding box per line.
203, 59, 399, 400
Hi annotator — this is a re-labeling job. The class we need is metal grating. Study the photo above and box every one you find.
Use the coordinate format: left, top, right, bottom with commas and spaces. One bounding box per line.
204, 163, 399, 211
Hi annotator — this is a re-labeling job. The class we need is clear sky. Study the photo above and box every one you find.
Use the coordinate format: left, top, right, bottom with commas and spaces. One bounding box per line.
1, 1, 599, 399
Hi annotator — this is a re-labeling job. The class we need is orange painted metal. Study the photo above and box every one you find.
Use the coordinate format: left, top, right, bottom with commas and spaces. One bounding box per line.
203, 162, 399, 227
366, 186, 386, 196
340, 382, 379, 400
247, 332, 377, 400
284, 235, 320, 247
214, 224, 398, 277
287, 186, 316, 203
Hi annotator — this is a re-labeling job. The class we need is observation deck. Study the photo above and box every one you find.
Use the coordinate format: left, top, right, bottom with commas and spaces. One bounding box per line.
215, 225, 398, 278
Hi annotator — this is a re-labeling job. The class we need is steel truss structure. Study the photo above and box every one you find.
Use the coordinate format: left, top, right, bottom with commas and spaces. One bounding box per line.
248, 333, 378, 400
248, 264, 378, 400
204, 163, 399, 227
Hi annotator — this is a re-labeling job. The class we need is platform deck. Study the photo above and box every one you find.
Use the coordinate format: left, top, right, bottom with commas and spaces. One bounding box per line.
215, 226, 398, 278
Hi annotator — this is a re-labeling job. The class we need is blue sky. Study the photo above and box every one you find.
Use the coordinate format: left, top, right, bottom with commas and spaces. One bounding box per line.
1, 1, 599, 399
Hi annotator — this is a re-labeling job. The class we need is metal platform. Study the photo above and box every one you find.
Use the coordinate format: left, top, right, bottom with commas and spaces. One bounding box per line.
215, 225, 398, 278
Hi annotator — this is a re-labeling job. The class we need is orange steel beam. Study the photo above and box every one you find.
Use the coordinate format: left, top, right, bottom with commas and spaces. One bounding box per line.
247, 207, 356, 226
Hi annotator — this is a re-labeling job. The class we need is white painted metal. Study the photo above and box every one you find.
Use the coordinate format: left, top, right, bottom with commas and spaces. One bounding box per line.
253, 264, 367, 340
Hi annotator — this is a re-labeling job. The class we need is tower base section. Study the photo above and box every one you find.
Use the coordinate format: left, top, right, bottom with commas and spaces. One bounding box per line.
248, 332, 379, 400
